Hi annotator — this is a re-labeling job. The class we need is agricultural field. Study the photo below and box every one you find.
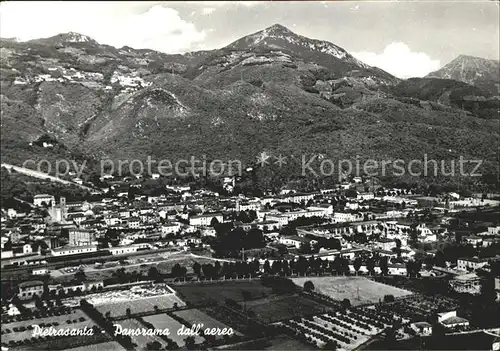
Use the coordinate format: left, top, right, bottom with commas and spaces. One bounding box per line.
173, 309, 242, 337
201, 306, 254, 335
116, 318, 167, 350
218, 334, 317, 350
173, 280, 273, 306
95, 294, 186, 318
1, 309, 95, 346
292, 276, 413, 306
378, 294, 460, 321
244, 294, 332, 324
143, 313, 205, 347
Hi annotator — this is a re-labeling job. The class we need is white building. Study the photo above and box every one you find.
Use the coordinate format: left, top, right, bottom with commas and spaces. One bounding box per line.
437, 311, 470, 330
51, 245, 97, 257
33, 194, 55, 207
457, 257, 489, 271
334, 212, 363, 223
161, 222, 181, 235
189, 213, 223, 226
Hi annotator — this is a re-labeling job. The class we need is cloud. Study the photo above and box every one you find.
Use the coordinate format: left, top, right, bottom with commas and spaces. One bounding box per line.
0, 2, 206, 53
352, 42, 441, 78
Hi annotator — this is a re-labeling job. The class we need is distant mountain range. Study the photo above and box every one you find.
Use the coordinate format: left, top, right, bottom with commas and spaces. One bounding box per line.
0, 24, 498, 188
426, 55, 500, 95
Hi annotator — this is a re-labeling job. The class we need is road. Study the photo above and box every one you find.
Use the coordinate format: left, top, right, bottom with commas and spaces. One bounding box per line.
1, 163, 96, 192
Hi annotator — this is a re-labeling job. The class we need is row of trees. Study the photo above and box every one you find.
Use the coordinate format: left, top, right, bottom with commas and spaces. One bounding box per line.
166, 254, 422, 280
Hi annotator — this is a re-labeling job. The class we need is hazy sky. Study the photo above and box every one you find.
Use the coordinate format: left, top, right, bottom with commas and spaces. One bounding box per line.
1, 1, 498, 78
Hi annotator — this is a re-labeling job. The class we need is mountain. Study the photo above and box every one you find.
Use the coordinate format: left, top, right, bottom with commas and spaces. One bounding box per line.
1, 25, 499, 190
426, 55, 500, 95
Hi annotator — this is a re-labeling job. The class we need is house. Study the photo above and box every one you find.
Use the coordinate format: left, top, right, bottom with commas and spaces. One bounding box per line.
457, 257, 489, 272
161, 222, 181, 235
49, 280, 104, 294
18, 280, 44, 300
307, 204, 334, 216
11, 243, 33, 256
128, 217, 141, 229
463, 235, 483, 246
279, 235, 309, 249
32, 268, 49, 275
104, 216, 120, 227
201, 227, 217, 237
266, 214, 289, 227
284, 193, 315, 204
33, 194, 55, 207
438, 311, 470, 330
334, 212, 363, 223
189, 213, 223, 226
411, 321, 433, 336
449, 272, 482, 295
374, 238, 396, 251
72, 178, 83, 185
487, 226, 500, 235
357, 193, 375, 201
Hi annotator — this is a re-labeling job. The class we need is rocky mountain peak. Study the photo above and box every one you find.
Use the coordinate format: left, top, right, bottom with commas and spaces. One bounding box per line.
27, 31, 99, 46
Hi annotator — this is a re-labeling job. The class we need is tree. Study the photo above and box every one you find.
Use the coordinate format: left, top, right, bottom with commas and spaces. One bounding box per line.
383, 294, 395, 303
341, 298, 351, 309
353, 257, 362, 275
480, 276, 497, 305
74, 270, 86, 283
171, 264, 187, 279
366, 257, 376, 275
298, 241, 311, 254
146, 341, 162, 350
210, 217, 219, 227
303, 280, 315, 292
192, 262, 202, 278
263, 260, 271, 274
184, 336, 196, 350
147, 266, 161, 281
379, 256, 389, 276
126, 308, 131, 317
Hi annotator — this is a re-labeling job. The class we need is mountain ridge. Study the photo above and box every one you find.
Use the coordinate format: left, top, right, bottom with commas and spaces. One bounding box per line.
1, 24, 498, 189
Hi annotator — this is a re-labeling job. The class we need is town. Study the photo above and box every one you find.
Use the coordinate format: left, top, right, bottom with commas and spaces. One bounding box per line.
1, 172, 499, 351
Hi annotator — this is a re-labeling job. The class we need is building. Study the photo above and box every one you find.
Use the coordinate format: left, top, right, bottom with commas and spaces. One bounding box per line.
487, 226, 500, 235
47, 197, 67, 222
284, 193, 316, 204
69, 228, 96, 246
32, 268, 49, 275
334, 212, 363, 223
266, 214, 289, 227
410, 322, 433, 336
457, 257, 489, 272
357, 193, 375, 201
189, 213, 223, 226
33, 194, 55, 207
438, 311, 470, 330
51, 245, 97, 257
449, 273, 482, 295
18, 280, 44, 300
108, 245, 140, 255
161, 222, 181, 235
307, 204, 334, 216
48, 281, 104, 294
374, 238, 396, 251
279, 235, 309, 249
128, 217, 141, 229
